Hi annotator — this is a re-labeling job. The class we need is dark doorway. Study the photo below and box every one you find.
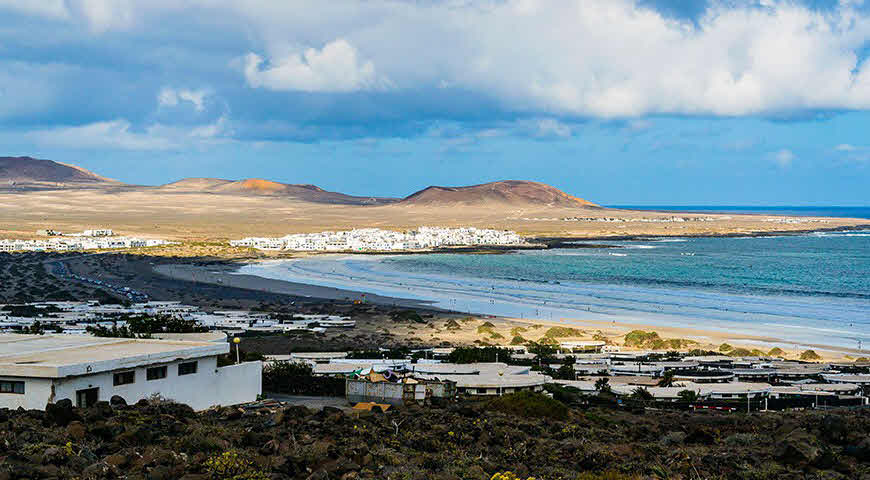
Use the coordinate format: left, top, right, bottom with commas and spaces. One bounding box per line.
75, 388, 99, 408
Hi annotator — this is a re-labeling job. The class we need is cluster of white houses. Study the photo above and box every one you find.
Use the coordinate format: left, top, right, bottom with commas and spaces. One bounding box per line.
279, 347, 870, 409
0, 229, 170, 253
230, 227, 526, 252
0, 301, 355, 336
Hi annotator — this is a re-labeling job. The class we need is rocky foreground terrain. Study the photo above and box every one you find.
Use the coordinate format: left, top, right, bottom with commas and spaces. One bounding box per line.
1, 393, 869, 480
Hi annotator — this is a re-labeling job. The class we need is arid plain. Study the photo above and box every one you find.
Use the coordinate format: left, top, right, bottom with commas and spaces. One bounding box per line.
2, 186, 867, 242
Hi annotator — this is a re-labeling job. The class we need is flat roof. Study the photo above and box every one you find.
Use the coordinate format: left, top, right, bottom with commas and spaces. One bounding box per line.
0, 334, 228, 378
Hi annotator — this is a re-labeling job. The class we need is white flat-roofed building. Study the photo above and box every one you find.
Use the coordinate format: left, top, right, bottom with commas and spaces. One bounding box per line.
0, 334, 261, 410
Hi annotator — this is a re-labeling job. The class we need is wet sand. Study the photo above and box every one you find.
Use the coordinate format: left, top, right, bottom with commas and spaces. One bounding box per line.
154, 263, 439, 310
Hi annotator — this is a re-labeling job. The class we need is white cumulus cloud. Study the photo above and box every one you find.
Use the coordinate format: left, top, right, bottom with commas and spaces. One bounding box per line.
23, 116, 230, 151
243, 39, 384, 93
158, 87, 210, 112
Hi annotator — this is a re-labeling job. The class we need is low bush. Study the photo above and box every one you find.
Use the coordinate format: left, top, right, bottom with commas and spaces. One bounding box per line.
800, 349, 822, 361
486, 391, 569, 420
623, 330, 660, 347
204, 450, 269, 480
543, 326, 584, 338
510, 326, 528, 336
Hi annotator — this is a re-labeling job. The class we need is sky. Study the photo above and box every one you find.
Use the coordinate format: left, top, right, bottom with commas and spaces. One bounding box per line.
1, 0, 870, 205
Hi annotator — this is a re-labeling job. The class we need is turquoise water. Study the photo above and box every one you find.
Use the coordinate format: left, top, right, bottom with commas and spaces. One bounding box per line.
386, 233, 870, 300
610, 206, 870, 219
239, 230, 870, 350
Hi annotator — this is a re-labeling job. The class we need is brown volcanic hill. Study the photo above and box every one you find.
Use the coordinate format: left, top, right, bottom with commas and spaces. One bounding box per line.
160, 177, 398, 205
0, 156, 118, 187
399, 180, 598, 208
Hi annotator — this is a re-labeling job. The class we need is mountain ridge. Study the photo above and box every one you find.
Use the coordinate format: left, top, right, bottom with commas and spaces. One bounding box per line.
0, 156, 119, 186
400, 180, 599, 208
0, 156, 599, 208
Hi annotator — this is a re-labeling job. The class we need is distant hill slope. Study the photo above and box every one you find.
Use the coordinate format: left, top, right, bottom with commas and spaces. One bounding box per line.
400, 180, 599, 208
0, 156, 118, 187
160, 177, 398, 205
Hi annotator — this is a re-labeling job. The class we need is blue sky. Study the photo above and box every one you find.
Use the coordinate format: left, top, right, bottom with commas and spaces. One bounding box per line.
1, 0, 870, 205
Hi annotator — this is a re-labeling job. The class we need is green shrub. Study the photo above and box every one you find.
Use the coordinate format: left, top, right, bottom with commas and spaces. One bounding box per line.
719, 343, 733, 352
800, 350, 821, 361
510, 326, 528, 336
543, 326, 584, 338
486, 391, 568, 420
678, 389, 698, 403
768, 347, 785, 357
204, 450, 269, 480
510, 335, 527, 345
728, 348, 752, 357
623, 330, 660, 347
444, 319, 462, 330
489, 332, 505, 340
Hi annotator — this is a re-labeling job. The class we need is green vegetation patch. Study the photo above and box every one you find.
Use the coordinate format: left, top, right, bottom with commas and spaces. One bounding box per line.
486, 391, 569, 420
543, 326, 585, 338
444, 319, 462, 330
624, 330, 696, 350
768, 347, 785, 357
728, 348, 753, 357
623, 330, 660, 347
719, 343, 734, 352
510, 326, 528, 336
800, 349, 822, 361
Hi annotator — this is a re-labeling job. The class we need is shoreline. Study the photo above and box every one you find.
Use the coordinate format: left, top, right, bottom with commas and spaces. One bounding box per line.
155, 261, 870, 360
153, 263, 443, 311
531, 223, 870, 245
190, 224, 870, 260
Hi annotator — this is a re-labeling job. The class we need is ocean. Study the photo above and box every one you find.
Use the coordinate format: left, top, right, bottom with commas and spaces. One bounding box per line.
610, 206, 870, 220
237, 227, 870, 351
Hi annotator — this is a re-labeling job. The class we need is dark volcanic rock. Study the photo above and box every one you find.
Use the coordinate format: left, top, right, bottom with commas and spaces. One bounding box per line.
110, 395, 127, 409
45, 399, 80, 426
776, 428, 822, 465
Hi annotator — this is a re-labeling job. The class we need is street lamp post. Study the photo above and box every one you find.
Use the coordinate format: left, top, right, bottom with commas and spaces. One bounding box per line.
233, 337, 241, 364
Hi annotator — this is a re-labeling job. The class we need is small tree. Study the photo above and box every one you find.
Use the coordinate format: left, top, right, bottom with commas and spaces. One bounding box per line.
678, 389, 698, 403
594, 377, 611, 394
657, 370, 676, 387
630, 387, 653, 401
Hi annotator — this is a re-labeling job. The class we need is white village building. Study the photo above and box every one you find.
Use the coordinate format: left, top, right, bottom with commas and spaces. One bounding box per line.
0, 334, 261, 410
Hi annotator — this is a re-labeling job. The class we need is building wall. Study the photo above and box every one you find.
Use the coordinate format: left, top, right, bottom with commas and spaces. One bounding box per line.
1, 357, 264, 411
0, 376, 53, 410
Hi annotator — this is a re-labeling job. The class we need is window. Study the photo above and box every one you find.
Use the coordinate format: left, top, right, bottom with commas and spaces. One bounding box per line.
147, 366, 167, 381
113, 371, 135, 386
178, 361, 198, 376
0, 381, 24, 394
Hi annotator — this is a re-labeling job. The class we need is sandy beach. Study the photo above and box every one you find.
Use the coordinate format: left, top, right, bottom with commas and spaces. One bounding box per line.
154, 262, 868, 361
